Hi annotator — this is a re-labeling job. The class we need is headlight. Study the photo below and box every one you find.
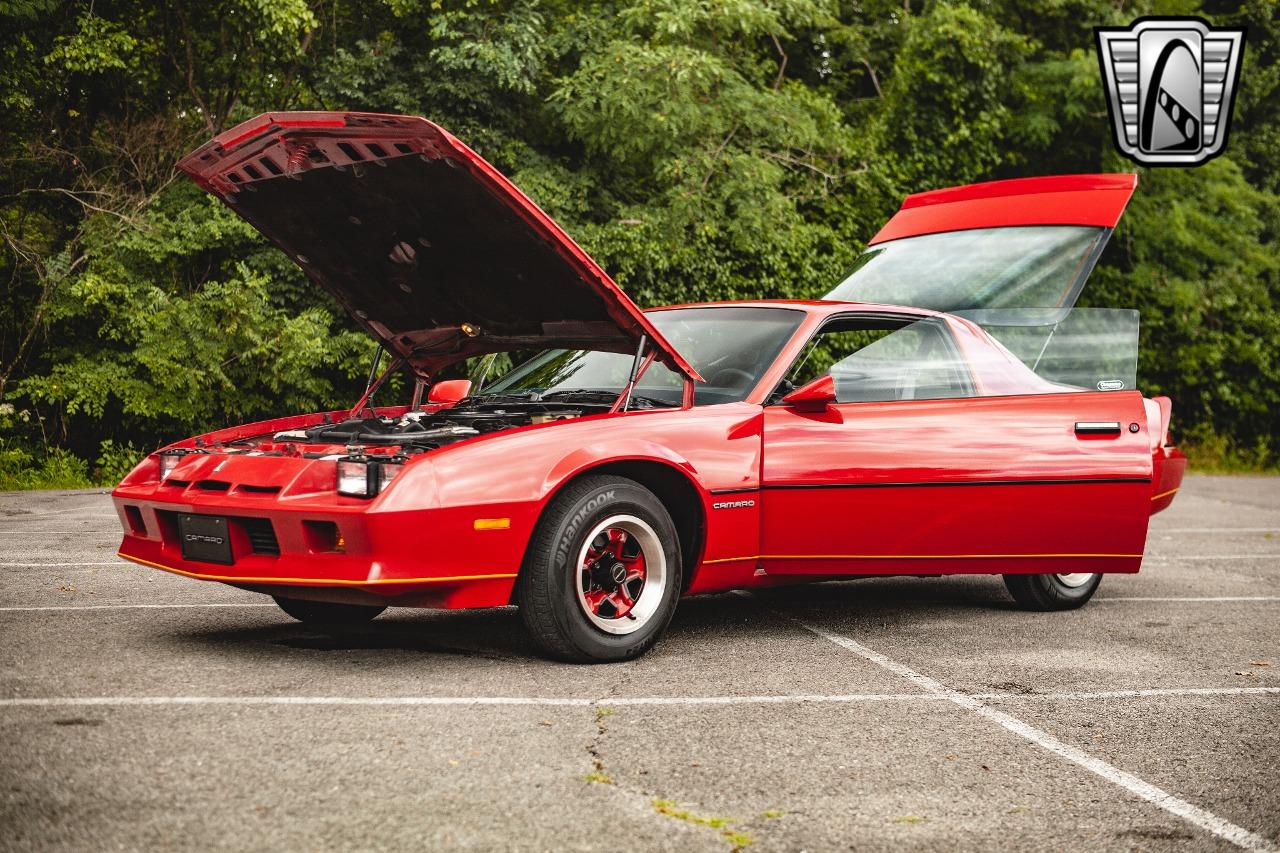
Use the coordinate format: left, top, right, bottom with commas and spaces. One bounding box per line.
157, 449, 189, 480
378, 456, 407, 492
336, 453, 410, 498
337, 457, 377, 498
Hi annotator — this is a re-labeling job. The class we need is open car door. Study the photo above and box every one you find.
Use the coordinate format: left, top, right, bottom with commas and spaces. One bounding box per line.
760, 308, 1154, 579
769, 174, 1153, 578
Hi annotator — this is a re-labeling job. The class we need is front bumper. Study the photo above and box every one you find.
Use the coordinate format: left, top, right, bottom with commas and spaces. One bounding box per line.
112, 485, 527, 609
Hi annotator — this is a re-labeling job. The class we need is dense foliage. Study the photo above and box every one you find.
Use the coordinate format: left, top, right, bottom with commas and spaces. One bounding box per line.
2, 0, 1277, 486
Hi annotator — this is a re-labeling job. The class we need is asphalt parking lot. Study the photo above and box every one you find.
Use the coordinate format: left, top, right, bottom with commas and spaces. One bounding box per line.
1, 476, 1277, 852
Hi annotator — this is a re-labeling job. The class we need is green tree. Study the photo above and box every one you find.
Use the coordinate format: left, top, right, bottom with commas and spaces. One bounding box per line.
1, 0, 1277, 482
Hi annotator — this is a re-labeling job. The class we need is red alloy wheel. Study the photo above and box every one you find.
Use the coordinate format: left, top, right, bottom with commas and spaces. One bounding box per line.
581, 527, 647, 619
574, 514, 668, 636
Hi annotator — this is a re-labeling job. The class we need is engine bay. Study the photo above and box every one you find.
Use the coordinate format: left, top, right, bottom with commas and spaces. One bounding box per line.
282, 397, 593, 450
208, 394, 650, 459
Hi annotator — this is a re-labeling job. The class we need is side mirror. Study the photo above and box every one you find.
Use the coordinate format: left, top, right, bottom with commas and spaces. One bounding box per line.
781, 374, 836, 411
427, 378, 472, 405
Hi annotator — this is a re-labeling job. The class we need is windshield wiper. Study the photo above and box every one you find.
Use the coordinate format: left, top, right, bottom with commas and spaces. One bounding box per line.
466, 390, 541, 403
540, 389, 677, 408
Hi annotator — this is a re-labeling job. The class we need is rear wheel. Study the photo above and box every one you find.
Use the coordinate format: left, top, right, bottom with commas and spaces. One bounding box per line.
1002, 572, 1102, 610
273, 595, 386, 625
517, 475, 681, 663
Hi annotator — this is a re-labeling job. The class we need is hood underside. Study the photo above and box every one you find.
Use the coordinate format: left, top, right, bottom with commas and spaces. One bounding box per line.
177, 112, 700, 381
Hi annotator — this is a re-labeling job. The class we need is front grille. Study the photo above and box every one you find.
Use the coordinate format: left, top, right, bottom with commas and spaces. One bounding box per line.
240, 518, 280, 556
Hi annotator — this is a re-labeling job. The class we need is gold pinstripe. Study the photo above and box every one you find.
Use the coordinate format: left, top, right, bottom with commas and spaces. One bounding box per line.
117, 552, 517, 586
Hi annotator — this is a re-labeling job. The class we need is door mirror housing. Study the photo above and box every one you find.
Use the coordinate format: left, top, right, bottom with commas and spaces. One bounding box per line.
427, 378, 472, 405
782, 374, 837, 411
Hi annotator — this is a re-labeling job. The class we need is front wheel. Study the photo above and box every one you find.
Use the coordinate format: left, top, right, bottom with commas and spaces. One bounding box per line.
273, 595, 386, 626
1003, 572, 1102, 611
517, 475, 682, 663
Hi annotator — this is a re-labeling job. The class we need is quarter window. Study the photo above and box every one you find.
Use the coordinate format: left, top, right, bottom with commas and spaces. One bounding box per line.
779, 315, 974, 404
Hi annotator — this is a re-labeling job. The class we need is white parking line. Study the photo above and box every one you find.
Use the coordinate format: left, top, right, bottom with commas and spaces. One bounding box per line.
793, 619, 1279, 852
1097, 596, 1280, 602
0, 695, 916, 708
0, 602, 275, 612
2, 552, 1278, 565
0, 510, 116, 520
980, 688, 1280, 701
1151, 528, 1279, 534
1, 687, 1275, 709
1144, 555, 1279, 561
3, 595, 1279, 613
0, 561, 124, 567
5, 550, 1274, 563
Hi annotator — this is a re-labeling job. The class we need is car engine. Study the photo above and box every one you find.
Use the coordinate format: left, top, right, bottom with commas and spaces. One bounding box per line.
276, 399, 592, 451
190, 391, 675, 461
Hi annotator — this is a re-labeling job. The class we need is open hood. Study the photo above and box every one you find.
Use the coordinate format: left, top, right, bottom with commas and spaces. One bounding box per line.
178, 111, 700, 382
825, 174, 1138, 313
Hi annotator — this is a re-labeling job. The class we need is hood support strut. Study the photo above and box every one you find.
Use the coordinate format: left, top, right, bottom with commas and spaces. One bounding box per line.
612, 335, 654, 413
351, 355, 405, 418
364, 345, 385, 395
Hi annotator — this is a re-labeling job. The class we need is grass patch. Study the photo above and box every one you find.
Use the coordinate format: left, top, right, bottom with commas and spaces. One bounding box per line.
583, 771, 612, 785
0, 440, 143, 490
1182, 433, 1278, 474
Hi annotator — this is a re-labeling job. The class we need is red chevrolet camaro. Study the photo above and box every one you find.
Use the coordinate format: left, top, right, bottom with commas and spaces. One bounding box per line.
112, 112, 1186, 662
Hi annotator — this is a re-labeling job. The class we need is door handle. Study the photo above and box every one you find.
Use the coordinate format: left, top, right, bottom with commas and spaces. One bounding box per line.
1074, 421, 1122, 435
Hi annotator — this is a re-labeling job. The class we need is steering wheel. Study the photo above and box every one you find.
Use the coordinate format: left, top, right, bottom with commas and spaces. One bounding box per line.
708, 368, 755, 391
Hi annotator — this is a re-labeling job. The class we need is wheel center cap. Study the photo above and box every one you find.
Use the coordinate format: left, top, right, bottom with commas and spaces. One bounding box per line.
609, 562, 627, 585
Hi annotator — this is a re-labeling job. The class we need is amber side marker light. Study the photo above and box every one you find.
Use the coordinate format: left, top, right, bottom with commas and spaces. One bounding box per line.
302, 520, 345, 553
474, 518, 511, 531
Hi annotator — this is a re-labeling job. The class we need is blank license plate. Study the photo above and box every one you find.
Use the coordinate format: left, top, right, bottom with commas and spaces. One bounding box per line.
178, 514, 233, 565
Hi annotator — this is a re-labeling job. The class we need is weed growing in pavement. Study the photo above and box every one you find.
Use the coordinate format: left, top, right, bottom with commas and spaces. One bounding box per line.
583, 706, 615, 785
652, 798, 753, 850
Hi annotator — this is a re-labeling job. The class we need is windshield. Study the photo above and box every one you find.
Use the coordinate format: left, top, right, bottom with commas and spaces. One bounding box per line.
824, 225, 1106, 312
482, 307, 804, 406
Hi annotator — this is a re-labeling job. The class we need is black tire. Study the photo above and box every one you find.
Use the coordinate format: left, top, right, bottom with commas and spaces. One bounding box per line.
517, 475, 682, 663
1002, 573, 1102, 611
273, 595, 386, 625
